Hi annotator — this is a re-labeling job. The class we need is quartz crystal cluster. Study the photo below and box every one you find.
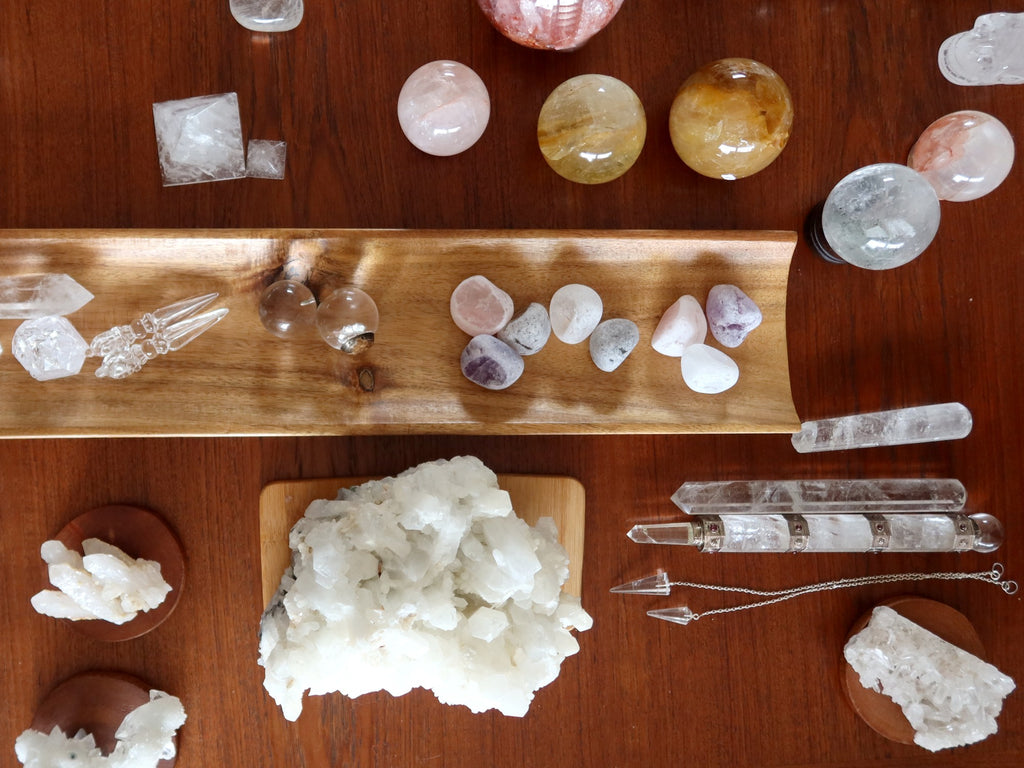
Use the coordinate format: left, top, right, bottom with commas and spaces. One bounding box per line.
258, 457, 592, 720
15, 690, 186, 768
477, 0, 624, 51
844, 606, 1015, 751
31, 538, 172, 625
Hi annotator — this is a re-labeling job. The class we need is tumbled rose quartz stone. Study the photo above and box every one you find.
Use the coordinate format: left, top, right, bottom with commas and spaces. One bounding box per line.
537, 74, 646, 184
908, 111, 1015, 202
259, 279, 317, 338
397, 61, 490, 157
460, 335, 525, 390
706, 284, 762, 348
669, 58, 793, 180
651, 295, 707, 356
450, 275, 514, 336
589, 318, 639, 372
549, 284, 603, 343
680, 344, 739, 394
477, 0, 624, 51
497, 302, 551, 355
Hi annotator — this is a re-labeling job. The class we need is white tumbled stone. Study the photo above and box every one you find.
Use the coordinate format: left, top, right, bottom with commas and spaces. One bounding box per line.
680, 344, 739, 394
651, 295, 707, 356
549, 284, 602, 344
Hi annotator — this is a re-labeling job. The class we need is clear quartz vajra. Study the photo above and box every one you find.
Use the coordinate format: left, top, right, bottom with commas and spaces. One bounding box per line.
791, 402, 973, 453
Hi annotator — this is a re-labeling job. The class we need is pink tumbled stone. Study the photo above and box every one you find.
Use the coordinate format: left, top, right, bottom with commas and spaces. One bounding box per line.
651, 295, 707, 356
397, 60, 490, 157
477, 0, 624, 51
450, 275, 514, 336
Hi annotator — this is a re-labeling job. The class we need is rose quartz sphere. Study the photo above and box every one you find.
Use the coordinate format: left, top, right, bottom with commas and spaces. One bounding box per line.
397, 60, 490, 156
478, 0, 624, 51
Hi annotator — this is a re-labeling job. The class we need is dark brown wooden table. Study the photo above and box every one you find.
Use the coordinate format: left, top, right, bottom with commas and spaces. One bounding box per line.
2, 2, 1021, 766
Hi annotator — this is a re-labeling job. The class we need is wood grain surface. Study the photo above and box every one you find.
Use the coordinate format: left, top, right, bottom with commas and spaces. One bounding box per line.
1, 2, 1022, 767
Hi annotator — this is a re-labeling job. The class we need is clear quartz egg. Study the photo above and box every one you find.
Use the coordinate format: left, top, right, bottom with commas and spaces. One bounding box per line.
259, 279, 317, 338
316, 286, 380, 353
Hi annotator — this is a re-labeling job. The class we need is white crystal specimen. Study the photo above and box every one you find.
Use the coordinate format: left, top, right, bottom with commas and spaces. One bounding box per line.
15, 690, 186, 768
939, 13, 1024, 86
259, 456, 593, 721
680, 343, 739, 394
651, 295, 707, 356
152, 92, 246, 186
12, 316, 88, 381
31, 538, 172, 625
844, 606, 1015, 751
246, 139, 287, 179
549, 284, 602, 343
0, 274, 94, 319
230, 0, 303, 32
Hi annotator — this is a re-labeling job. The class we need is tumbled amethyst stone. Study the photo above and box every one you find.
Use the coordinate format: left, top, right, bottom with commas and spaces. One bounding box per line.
460, 335, 524, 390
706, 284, 762, 348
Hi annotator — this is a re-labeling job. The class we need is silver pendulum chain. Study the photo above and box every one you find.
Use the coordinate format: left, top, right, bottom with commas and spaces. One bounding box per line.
640, 564, 1017, 626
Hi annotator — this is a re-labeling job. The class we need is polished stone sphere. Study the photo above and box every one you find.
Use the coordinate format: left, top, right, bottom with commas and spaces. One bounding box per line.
537, 74, 646, 184
397, 60, 490, 157
477, 0, 624, 51
669, 58, 793, 180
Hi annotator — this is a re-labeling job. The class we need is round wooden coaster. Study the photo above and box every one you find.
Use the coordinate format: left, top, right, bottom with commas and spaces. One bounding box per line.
30, 671, 177, 766
44, 505, 185, 641
842, 595, 985, 745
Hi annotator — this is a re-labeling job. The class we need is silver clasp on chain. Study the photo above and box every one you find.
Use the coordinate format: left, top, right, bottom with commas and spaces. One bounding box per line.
989, 563, 1018, 594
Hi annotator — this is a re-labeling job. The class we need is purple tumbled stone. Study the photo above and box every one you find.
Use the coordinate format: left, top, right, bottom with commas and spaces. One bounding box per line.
706, 284, 762, 348
460, 335, 524, 390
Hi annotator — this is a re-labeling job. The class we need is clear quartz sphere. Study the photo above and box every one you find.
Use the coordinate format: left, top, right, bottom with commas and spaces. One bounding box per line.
970, 513, 1004, 553
317, 286, 380, 353
258, 279, 317, 339
821, 163, 941, 270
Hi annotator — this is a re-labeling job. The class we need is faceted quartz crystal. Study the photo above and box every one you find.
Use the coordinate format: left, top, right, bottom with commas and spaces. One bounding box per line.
460, 335, 524, 390
0, 274, 94, 319
791, 402, 973, 453
680, 344, 738, 394
450, 275, 514, 336
246, 139, 287, 179
908, 111, 1015, 201
549, 284, 603, 343
820, 163, 941, 269
537, 74, 646, 184
12, 316, 88, 381
316, 287, 379, 353
477, 0, 624, 51
669, 58, 793, 180
259, 279, 317, 338
589, 318, 639, 372
497, 302, 551, 355
939, 12, 1024, 86
230, 0, 303, 32
398, 61, 491, 157
706, 284, 762, 348
152, 92, 246, 186
651, 295, 706, 356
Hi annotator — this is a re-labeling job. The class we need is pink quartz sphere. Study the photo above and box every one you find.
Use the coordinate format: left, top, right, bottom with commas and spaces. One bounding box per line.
478, 0, 624, 51
908, 111, 1015, 202
397, 60, 490, 157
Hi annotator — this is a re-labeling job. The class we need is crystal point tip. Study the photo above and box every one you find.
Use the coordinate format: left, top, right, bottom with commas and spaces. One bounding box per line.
648, 607, 697, 626
610, 572, 671, 595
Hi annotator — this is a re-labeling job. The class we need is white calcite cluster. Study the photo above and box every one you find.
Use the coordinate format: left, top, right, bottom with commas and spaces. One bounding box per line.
259, 456, 593, 721
15, 690, 186, 768
31, 539, 172, 625
844, 606, 1016, 751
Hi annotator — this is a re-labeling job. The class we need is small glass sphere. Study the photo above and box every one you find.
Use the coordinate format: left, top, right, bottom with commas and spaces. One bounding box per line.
397, 60, 490, 157
477, 0, 624, 51
969, 513, 1004, 553
258, 279, 317, 339
537, 74, 646, 184
908, 110, 1015, 202
820, 163, 941, 270
316, 286, 380, 353
669, 58, 793, 180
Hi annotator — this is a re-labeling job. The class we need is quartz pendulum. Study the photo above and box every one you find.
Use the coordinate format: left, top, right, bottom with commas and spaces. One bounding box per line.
908, 111, 1015, 202
258, 280, 316, 339
791, 402, 972, 452
477, 0, 625, 51
12, 316, 89, 381
938, 12, 1024, 86
669, 58, 793, 180
672, 478, 968, 515
230, 0, 303, 32
397, 61, 490, 157
537, 74, 646, 184
0, 274, 94, 318
807, 163, 941, 269
316, 286, 379, 353
95, 308, 230, 379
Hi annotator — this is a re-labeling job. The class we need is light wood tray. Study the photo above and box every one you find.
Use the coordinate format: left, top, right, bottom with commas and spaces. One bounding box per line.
259, 475, 585, 608
0, 229, 799, 436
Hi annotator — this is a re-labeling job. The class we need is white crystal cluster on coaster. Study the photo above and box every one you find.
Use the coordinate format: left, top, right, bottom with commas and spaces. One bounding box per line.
246, 139, 287, 179
153, 92, 246, 186
259, 456, 592, 720
12, 316, 88, 381
792, 402, 973, 453
0, 274, 94, 318
31, 538, 172, 625
844, 606, 1015, 751
15, 690, 186, 768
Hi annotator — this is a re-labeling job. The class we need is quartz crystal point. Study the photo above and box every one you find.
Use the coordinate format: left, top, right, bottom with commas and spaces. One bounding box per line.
705, 284, 761, 348
12, 316, 88, 381
589, 318, 639, 372
451, 275, 514, 336
95, 308, 229, 379
939, 12, 1024, 86
791, 402, 972, 453
844, 606, 1015, 751
497, 302, 551, 355
0, 274, 94, 318
908, 111, 1014, 202
152, 92, 246, 186
672, 479, 968, 515
477, 0, 624, 52
397, 60, 491, 157
609, 571, 671, 596
651, 295, 706, 356
680, 344, 738, 393
230, 0, 303, 32
549, 283, 602, 343
647, 606, 697, 626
